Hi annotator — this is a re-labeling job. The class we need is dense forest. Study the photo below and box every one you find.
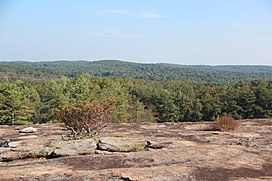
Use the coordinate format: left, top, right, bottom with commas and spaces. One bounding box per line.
1, 60, 272, 83
0, 60, 272, 125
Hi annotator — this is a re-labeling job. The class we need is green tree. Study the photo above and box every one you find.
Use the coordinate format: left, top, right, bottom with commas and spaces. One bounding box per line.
155, 90, 180, 122
36, 81, 65, 123
0, 82, 33, 124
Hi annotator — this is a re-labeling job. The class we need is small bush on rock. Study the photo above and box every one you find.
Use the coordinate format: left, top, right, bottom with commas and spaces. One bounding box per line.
57, 98, 115, 139
215, 116, 239, 131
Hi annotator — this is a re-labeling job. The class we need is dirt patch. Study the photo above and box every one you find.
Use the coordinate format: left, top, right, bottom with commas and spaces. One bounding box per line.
57, 155, 155, 170
248, 119, 272, 126
193, 162, 272, 181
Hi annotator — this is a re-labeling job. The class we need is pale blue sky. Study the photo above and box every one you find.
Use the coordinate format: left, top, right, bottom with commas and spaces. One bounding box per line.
0, 0, 272, 65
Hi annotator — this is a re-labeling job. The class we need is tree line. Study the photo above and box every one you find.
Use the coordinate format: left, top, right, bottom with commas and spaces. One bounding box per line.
0, 75, 271, 125
1, 60, 272, 83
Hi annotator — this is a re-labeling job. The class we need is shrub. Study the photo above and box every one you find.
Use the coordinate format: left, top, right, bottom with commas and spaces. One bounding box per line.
214, 116, 239, 131
57, 98, 115, 139
13, 120, 33, 125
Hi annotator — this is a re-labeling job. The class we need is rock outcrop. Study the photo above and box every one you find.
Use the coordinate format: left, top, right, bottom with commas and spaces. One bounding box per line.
48, 139, 97, 158
0, 119, 271, 180
97, 137, 149, 152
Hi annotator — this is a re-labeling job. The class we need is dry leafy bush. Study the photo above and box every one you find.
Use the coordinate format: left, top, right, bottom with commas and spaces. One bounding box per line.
214, 116, 239, 132
57, 98, 115, 139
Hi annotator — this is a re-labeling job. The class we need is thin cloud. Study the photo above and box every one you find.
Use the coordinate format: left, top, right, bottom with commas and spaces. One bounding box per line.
138, 11, 163, 18
102, 9, 163, 19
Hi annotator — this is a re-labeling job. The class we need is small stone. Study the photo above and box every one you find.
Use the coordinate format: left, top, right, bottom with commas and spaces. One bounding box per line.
148, 141, 172, 149
95, 150, 113, 155
19, 127, 38, 133
0, 140, 9, 147
9, 141, 22, 148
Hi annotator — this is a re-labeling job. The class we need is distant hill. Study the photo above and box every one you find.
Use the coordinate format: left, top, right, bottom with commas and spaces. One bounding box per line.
0, 60, 271, 83
188, 65, 272, 74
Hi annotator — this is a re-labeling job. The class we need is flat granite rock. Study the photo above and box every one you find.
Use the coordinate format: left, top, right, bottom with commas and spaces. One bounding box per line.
97, 137, 150, 152
48, 138, 97, 158
0, 138, 97, 161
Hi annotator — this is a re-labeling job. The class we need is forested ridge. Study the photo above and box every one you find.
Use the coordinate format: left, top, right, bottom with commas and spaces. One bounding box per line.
0, 63, 271, 124
1, 60, 272, 83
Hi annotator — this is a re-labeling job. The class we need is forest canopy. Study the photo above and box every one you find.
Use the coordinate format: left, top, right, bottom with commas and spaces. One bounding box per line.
0, 60, 271, 125
1, 60, 272, 83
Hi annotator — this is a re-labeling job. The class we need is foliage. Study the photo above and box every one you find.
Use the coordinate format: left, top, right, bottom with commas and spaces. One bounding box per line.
0, 72, 271, 125
13, 120, 33, 125
214, 116, 240, 131
57, 98, 115, 139
0, 81, 34, 124
1, 60, 272, 83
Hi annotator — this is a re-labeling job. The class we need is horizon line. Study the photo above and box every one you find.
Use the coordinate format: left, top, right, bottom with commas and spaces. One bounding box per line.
0, 59, 271, 66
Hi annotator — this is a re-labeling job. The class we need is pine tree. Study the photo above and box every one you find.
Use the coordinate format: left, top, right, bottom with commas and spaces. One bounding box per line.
0, 82, 33, 124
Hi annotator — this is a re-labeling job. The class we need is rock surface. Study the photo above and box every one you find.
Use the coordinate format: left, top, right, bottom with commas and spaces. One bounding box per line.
0, 119, 272, 180
48, 139, 97, 158
97, 137, 149, 152
19, 127, 38, 133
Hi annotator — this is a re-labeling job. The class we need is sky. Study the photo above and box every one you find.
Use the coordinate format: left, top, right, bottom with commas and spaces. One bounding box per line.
0, 0, 272, 65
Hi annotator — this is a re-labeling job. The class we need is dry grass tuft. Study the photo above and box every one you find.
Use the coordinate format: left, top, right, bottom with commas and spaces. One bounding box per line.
214, 116, 239, 132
